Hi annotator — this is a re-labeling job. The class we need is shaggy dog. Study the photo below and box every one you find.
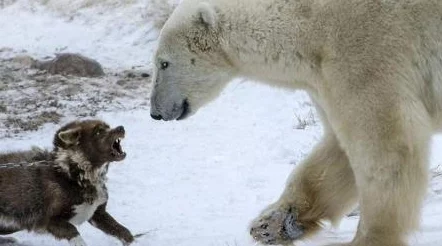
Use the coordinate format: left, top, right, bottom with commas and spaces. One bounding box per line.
0, 120, 134, 246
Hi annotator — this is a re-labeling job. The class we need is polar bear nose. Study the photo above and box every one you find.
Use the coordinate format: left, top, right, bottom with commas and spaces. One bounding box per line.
150, 113, 163, 120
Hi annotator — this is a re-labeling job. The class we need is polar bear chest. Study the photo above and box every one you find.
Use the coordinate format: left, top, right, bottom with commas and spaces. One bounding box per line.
69, 183, 108, 225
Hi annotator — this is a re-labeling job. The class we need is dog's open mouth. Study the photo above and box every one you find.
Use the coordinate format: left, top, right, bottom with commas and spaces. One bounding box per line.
111, 136, 126, 160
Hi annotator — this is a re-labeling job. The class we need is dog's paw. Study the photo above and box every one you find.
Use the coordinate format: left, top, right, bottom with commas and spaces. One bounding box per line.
250, 207, 304, 245
68, 236, 87, 246
121, 239, 133, 246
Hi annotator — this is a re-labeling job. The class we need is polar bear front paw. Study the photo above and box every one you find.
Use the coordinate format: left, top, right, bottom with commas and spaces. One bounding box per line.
250, 207, 304, 245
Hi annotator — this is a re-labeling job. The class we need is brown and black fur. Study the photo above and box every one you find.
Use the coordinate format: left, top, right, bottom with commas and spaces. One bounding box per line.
0, 120, 134, 245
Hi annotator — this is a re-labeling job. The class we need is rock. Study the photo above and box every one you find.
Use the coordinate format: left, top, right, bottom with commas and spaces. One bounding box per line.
12, 55, 36, 68
32, 53, 105, 77
0, 47, 13, 53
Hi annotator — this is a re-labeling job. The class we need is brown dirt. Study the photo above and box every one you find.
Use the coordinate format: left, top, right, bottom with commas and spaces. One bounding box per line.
0, 52, 152, 138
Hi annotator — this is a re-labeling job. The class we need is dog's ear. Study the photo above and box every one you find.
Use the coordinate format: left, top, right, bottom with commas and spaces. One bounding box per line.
58, 128, 81, 145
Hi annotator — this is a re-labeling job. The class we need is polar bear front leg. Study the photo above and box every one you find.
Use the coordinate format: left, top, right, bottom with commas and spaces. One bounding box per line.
317, 68, 433, 246
250, 134, 358, 245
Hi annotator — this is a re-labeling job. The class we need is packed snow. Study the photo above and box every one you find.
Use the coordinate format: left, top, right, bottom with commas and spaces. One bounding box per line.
1, 1, 442, 245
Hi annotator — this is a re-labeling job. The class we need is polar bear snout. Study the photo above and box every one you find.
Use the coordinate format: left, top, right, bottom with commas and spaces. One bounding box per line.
150, 96, 190, 121
150, 113, 163, 121
149, 71, 191, 121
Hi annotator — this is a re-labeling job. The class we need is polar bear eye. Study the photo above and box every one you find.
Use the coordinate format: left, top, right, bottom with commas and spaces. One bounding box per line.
160, 62, 169, 70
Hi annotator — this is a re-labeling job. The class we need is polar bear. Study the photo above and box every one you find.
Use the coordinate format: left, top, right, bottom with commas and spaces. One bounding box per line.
150, 0, 442, 245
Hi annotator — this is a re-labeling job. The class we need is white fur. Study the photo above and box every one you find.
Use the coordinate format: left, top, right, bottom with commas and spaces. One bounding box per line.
152, 0, 442, 245
69, 167, 108, 225
55, 149, 109, 225
68, 185, 107, 225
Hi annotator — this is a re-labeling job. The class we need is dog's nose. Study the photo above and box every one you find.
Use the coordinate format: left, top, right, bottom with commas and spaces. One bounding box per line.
151, 114, 163, 120
115, 126, 125, 133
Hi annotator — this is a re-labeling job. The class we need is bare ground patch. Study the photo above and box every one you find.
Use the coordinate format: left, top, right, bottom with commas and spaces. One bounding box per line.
0, 51, 152, 138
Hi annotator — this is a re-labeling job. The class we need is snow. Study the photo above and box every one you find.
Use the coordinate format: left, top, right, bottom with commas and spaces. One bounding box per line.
1, 1, 442, 246
0, 0, 158, 69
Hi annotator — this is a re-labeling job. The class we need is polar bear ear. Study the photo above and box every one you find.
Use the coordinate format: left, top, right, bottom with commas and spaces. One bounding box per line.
196, 2, 218, 29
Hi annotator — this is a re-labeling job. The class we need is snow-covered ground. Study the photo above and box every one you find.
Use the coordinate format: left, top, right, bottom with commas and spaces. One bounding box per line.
1, 1, 442, 245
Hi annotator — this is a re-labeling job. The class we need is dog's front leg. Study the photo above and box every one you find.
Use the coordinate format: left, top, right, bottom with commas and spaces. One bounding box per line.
47, 219, 87, 246
89, 203, 134, 245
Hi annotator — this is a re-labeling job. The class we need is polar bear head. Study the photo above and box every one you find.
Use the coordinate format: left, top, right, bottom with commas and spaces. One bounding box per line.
150, 0, 236, 121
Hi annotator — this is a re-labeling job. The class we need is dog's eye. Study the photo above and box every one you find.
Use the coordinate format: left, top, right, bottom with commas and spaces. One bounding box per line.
95, 128, 105, 136
160, 61, 169, 70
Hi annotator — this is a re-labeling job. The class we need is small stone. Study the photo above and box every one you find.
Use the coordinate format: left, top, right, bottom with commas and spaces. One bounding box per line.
33, 53, 105, 77
12, 55, 35, 67
0, 47, 13, 53
117, 80, 128, 86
